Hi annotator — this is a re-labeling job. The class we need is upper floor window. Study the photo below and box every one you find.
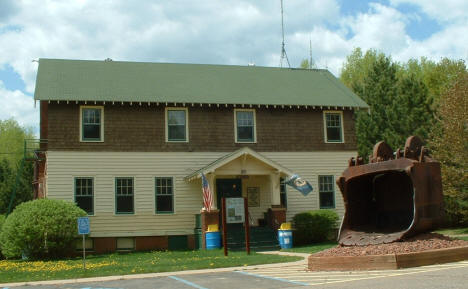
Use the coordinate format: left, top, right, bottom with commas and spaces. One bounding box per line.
155, 177, 174, 214
319, 175, 335, 209
81, 106, 104, 142
235, 109, 256, 143
115, 177, 134, 214
166, 108, 188, 142
324, 111, 343, 143
75, 177, 94, 215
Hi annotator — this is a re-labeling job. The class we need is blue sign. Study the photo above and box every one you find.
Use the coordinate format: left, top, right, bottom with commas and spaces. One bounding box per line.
78, 217, 90, 235
284, 174, 313, 196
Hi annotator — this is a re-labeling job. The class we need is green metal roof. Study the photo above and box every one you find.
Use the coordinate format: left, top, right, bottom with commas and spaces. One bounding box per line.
34, 58, 368, 108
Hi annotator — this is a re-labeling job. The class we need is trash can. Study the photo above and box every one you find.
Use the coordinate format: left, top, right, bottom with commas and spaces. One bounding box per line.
278, 230, 293, 249
205, 231, 221, 250
194, 228, 203, 250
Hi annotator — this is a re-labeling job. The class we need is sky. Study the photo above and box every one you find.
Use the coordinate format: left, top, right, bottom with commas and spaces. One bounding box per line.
0, 0, 467, 132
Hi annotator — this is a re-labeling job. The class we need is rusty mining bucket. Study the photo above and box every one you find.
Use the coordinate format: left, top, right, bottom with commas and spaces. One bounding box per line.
337, 136, 444, 246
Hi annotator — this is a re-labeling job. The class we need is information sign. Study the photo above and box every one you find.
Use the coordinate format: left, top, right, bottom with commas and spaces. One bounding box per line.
78, 217, 90, 235
225, 198, 245, 223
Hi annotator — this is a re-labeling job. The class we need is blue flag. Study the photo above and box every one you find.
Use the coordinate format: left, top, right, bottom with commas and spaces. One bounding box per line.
284, 174, 313, 196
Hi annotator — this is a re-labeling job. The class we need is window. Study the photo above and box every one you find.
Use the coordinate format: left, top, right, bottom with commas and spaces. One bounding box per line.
324, 111, 343, 143
75, 177, 94, 215
81, 106, 103, 141
166, 108, 188, 142
155, 177, 174, 213
280, 177, 287, 208
235, 109, 256, 143
319, 175, 335, 209
115, 178, 134, 214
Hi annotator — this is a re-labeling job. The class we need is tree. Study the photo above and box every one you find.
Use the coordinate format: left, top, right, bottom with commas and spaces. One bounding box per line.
394, 73, 434, 143
429, 72, 468, 225
400, 57, 466, 108
299, 59, 314, 69
353, 55, 402, 159
341, 49, 446, 159
0, 158, 14, 213
0, 119, 35, 214
340, 48, 386, 92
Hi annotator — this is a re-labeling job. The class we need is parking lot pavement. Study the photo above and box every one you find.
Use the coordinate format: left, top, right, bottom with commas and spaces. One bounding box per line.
4, 258, 468, 289
5, 271, 304, 289
240, 260, 468, 288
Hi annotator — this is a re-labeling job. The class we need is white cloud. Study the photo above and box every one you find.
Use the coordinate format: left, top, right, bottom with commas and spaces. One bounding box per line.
0, 0, 341, 94
0, 0, 467, 131
346, 4, 411, 54
390, 0, 468, 23
0, 81, 38, 130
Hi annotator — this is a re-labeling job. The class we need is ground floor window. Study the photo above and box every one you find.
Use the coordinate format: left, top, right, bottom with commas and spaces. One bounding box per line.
155, 177, 174, 213
74, 177, 93, 215
319, 175, 335, 209
115, 177, 134, 214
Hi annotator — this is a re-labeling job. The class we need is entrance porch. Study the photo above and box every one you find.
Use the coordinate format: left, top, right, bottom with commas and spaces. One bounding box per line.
186, 147, 294, 249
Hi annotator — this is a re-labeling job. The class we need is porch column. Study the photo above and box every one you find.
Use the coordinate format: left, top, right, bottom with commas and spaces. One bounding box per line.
270, 172, 281, 206
208, 173, 217, 209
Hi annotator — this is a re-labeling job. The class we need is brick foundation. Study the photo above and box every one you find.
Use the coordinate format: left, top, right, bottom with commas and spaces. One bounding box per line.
135, 236, 168, 251
94, 237, 116, 254
187, 234, 195, 250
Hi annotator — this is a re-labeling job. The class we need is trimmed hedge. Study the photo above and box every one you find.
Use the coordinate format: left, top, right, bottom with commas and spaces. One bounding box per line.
292, 209, 339, 245
0, 199, 86, 259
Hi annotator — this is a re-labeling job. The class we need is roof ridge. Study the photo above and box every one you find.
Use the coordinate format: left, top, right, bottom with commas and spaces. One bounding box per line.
39, 58, 330, 72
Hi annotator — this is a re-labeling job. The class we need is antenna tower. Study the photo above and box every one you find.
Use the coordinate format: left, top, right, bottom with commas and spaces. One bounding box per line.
280, 0, 290, 68
309, 37, 313, 69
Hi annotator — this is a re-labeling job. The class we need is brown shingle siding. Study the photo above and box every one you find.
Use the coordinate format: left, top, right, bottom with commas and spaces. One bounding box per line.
45, 103, 357, 152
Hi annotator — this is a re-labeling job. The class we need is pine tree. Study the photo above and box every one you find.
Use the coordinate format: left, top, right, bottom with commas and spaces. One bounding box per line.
354, 55, 401, 159
0, 158, 14, 214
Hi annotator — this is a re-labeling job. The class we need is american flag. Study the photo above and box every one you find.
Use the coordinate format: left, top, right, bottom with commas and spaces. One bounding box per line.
201, 173, 213, 212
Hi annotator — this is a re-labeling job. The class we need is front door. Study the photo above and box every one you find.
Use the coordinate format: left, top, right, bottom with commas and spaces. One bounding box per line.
216, 178, 243, 231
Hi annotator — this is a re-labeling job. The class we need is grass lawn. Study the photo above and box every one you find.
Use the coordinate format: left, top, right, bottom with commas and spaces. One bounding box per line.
0, 249, 300, 284
435, 227, 468, 236
281, 241, 337, 254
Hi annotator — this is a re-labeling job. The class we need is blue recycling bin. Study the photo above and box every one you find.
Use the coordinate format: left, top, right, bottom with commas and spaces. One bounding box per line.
278, 230, 293, 249
205, 231, 221, 250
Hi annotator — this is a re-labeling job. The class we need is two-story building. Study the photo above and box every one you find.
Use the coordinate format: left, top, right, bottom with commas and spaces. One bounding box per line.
33, 58, 368, 252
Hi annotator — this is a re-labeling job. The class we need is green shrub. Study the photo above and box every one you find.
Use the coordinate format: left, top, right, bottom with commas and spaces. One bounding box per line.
0, 199, 86, 259
292, 210, 339, 245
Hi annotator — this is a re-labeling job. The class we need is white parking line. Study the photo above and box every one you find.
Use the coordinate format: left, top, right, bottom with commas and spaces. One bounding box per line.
235, 271, 309, 286
168, 276, 208, 289
241, 261, 468, 286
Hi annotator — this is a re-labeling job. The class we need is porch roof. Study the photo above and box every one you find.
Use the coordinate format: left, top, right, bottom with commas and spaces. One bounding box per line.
185, 147, 294, 181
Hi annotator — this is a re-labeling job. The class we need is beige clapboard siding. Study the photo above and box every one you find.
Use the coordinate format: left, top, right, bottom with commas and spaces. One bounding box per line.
262, 152, 355, 221
46, 151, 354, 237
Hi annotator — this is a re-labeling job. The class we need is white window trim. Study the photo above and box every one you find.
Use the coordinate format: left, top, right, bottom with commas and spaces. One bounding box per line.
80, 105, 104, 142
323, 110, 344, 144
234, 108, 257, 143
165, 107, 189, 143
154, 176, 176, 215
